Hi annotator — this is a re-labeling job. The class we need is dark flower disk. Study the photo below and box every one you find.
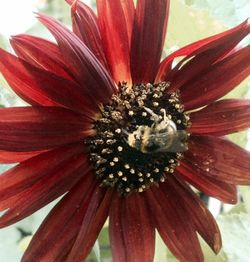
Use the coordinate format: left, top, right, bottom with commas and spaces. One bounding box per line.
0, 0, 250, 261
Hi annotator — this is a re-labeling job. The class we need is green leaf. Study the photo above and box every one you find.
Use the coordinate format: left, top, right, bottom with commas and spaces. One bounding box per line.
217, 213, 250, 261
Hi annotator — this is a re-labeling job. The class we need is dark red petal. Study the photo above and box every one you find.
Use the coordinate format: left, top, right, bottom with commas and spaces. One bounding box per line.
162, 176, 221, 254
66, 188, 113, 262
130, 0, 169, 83
70, 1, 108, 69
38, 13, 116, 105
109, 193, 155, 262
184, 135, 250, 185
109, 194, 126, 261
10, 34, 73, 80
0, 152, 89, 227
146, 185, 203, 262
156, 20, 250, 82
0, 48, 98, 115
156, 48, 193, 83
97, 0, 134, 84
181, 45, 250, 110
168, 22, 250, 91
0, 48, 49, 106
0, 106, 90, 152
190, 99, 250, 135
22, 173, 97, 262
0, 150, 45, 164
176, 162, 237, 204
0, 144, 84, 201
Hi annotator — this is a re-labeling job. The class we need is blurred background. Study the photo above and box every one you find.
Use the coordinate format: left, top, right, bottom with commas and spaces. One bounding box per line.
0, 0, 249, 261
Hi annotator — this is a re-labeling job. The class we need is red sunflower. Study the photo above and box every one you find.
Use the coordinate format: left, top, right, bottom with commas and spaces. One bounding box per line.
0, 0, 250, 261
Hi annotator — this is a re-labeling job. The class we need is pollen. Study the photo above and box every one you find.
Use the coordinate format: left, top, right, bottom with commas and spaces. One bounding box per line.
85, 82, 191, 194
117, 146, 123, 152
118, 171, 123, 177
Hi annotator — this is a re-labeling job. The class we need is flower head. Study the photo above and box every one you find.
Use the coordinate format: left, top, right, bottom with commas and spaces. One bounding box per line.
0, 0, 250, 261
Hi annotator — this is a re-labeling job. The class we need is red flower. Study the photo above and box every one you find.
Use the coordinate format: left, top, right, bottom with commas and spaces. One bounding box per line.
0, 0, 249, 261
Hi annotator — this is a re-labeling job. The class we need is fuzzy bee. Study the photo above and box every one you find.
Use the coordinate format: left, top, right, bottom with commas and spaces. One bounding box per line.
126, 107, 188, 154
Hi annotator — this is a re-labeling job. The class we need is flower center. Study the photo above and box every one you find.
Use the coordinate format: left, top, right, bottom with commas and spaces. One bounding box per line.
85, 82, 191, 194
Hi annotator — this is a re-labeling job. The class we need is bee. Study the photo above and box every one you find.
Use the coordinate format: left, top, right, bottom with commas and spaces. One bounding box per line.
126, 107, 188, 154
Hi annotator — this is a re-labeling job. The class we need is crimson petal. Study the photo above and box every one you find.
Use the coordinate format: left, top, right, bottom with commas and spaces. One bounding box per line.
190, 99, 250, 135
156, 47, 196, 83
185, 135, 250, 185
181, 45, 250, 110
0, 144, 84, 201
38, 13, 116, 105
70, 1, 108, 69
66, 187, 113, 262
161, 176, 222, 254
0, 150, 45, 164
109, 193, 155, 262
0, 152, 89, 227
130, 0, 169, 83
146, 185, 203, 262
109, 194, 126, 261
10, 34, 73, 80
156, 20, 250, 82
97, 0, 134, 84
22, 173, 97, 262
176, 162, 237, 204
0, 106, 90, 152
168, 21, 250, 91
0, 48, 98, 115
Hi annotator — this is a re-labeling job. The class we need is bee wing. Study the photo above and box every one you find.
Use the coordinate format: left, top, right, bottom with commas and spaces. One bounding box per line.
148, 131, 188, 153
167, 130, 188, 152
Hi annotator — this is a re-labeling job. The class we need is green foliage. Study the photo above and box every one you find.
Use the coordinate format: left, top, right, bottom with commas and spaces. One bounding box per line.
0, 164, 12, 173
0, 34, 8, 49
42, 0, 71, 24
184, 0, 250, 28
239, 186, 250, 214
217, 213, 250, 262
154, 233, 168, 262
93, 240, 101, 262
87, 226, 112, 262
199, 238, 227, 262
